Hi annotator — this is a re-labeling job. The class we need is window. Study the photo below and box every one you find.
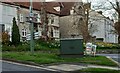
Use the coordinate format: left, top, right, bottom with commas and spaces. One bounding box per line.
20, 14, 24, 22
34, 23, 38, 32
51, 18, 54, 24
53, 7, 60, 12
53, 27, 59, 38
22, 29, 27, 37
33, 13, 41, 23
37, 14, 41, 23
70, 9, 74, 15
2, 24, 5, 32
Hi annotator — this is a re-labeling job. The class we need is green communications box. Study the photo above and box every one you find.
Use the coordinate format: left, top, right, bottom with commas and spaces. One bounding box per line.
60, 38, 84, 57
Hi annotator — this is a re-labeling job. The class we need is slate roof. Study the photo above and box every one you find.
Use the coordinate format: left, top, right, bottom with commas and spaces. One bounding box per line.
60, 2, 74, 16
1, 0, 75, 16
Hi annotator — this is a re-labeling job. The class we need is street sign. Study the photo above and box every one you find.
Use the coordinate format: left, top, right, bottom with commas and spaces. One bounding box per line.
26, 32, 40, 40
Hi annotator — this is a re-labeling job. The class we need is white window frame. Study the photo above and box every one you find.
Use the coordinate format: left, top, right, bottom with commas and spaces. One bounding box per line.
22, 29, 27, 37
20, 14, 24, 22
37, 14, 41, 23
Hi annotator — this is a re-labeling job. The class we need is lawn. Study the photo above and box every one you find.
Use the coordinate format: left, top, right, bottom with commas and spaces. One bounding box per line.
74, 68, 120, 73
2, 51, 118, 67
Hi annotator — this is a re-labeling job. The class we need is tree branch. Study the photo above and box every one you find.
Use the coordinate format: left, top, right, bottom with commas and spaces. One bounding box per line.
107, 0, 118, 12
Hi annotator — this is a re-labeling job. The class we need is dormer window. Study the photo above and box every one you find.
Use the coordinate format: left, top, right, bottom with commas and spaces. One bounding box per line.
70, 7, 74, 15
54, 7, 60, 12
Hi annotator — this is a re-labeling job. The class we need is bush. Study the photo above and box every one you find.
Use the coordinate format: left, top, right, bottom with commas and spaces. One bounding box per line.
2, 31, 10, 45
35, 40, 60, 49
96, 42, 120, 49
2, 44, 29, 51
2, 40, 59, 52
12, 17, 20, 46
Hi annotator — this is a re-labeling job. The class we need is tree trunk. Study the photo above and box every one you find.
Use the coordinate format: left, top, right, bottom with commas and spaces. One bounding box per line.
118, 34, 120, 44
118, 14, 120, 44
41, 2, 48, 41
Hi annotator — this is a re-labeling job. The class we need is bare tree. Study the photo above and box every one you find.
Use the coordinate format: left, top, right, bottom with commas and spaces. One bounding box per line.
41, 2, 48, 41
107, 0, 120, 43
92, 0, 120, 43
73, 2, 92, 42
115, 21, 120, 43
73, 2, 102, 42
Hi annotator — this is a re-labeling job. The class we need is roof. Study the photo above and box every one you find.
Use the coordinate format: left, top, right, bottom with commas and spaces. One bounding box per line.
1, 1, 61, 15
60, 2, 75, 16
15, 2, 61, 15
1, 1, 76, 16
89, 10, 114, 22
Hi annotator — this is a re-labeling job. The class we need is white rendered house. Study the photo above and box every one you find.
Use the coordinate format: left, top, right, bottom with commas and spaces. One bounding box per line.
89, 10, 118, 43
0, 2, 17, 41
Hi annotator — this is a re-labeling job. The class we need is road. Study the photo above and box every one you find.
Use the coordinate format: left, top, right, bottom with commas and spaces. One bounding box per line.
97, 54, 120, 63
1, 60, 59, 73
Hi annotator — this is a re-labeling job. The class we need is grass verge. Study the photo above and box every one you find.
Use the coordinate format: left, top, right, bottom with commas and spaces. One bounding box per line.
74, 68, 120, 73
2, 51, 118, 67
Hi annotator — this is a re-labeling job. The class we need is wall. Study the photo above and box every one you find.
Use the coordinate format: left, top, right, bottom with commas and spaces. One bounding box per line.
48, 14, 60, 39
0, 3, 17, 41
104, 19, 118, 43
89, 12, 118, 43
60, 15, 83, 39
18, 7, 42, 41
0, 4, 2, 24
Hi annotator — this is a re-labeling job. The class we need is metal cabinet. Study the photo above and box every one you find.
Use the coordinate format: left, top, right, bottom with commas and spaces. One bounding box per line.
60, 38, 84, 56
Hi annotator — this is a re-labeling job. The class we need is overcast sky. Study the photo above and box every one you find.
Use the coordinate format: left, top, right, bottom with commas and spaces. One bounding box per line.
89, 0, 117, 20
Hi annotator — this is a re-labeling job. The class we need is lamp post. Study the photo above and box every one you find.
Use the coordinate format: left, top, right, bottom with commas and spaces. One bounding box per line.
29, 0, 34, 54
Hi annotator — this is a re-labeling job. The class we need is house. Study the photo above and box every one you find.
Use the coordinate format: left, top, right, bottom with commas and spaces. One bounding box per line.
59, 2, 88, 39
15, 2, 42, 41
0, 2, 18, 41
0, 1, 61, 41
89, 10, 118, 43
59, 2, 118, 43
16, 2, 61, 41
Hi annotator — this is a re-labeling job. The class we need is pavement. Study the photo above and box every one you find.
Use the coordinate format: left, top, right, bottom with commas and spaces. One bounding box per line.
1, 59, 120, 73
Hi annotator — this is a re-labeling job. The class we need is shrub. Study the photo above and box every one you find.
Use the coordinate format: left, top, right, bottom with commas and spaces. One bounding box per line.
2, 31, 10, 45
2, 44, 29, 51
96, 42, 120, 49
35, 40, 60, 49
2, 40, 59, 52
12, 17, 20, 46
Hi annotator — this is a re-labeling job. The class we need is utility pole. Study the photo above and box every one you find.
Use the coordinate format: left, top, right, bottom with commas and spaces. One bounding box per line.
29, 0, 34, 54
